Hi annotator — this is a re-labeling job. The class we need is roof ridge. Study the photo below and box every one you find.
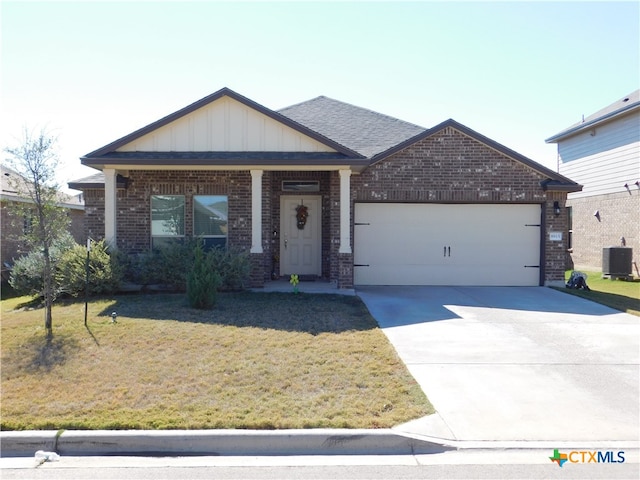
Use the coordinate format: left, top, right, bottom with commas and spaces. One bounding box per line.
278, 95, 328, 111
279, 95, 425, 130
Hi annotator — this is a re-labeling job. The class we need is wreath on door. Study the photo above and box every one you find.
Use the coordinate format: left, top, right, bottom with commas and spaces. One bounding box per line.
296, 204, 308, 230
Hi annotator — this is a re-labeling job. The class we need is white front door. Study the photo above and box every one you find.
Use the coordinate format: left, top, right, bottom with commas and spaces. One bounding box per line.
280, 196, 322, 276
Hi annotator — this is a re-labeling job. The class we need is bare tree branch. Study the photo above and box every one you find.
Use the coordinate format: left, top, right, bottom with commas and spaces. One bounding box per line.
4, 128, 70, 338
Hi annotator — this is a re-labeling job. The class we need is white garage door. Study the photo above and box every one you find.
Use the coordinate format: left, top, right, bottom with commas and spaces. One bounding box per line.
354, 203, 542, 286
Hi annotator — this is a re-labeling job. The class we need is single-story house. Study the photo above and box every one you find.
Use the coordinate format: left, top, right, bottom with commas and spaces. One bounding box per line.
69, 87, 581, 288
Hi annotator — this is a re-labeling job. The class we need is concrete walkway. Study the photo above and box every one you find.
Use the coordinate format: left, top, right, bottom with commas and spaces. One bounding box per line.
253, 278, 356, 295
357, 286, 640, 445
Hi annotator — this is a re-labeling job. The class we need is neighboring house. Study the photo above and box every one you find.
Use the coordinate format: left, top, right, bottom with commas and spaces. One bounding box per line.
1, 165, 85, 276
546, 90, 639, 274
69, 87, 580, 289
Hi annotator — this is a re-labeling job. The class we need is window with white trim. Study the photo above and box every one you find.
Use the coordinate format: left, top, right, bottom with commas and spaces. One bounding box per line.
194, 195, 228, 249
151, 195, 185, 249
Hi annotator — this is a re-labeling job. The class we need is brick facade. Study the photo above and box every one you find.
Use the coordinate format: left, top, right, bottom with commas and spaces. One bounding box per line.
567, 191, 640, 271
82, 170, 343, 288
83, 170, 251, 253
80, 127, 571, 288
350, 127, 569, 285
0, 201, 27, 269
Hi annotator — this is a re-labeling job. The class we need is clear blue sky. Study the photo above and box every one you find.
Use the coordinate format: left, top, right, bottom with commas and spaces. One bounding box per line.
2, 1, 638, 192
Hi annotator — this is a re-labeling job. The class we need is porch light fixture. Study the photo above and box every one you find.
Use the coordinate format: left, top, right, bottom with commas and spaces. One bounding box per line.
553, 201, 561, 216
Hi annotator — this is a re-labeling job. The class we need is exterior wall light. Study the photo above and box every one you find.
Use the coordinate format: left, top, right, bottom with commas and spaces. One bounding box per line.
553, 201, 561, 216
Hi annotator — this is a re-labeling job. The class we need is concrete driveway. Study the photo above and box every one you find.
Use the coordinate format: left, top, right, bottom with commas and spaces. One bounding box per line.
356, 286, 640, 444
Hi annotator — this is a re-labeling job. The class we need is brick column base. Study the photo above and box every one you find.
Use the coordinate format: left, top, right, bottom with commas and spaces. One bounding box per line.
338, 253, 354, 289
249, 253, 265, 288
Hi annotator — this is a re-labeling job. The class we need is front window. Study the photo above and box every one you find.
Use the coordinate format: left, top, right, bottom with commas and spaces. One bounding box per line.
151, 195, 185, 249
194, 195, 228, 248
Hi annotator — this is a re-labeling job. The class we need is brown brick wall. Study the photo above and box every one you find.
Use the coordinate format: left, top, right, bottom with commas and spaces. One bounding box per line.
329, 171, 341, 285
544, 191, 571, 282
84, 170, 252, 253
350, 127, 568, 285
83, 188, 106, 242
1, 201, 26, 266
567, 191, 640, 272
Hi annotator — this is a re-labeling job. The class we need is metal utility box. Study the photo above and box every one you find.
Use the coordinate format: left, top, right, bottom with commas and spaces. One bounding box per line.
602, 247, 633, 279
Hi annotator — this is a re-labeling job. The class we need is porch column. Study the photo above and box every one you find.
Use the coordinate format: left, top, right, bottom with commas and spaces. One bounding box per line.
103, 168, 117, 247
250, 169, 263, 254
339, 169, 352, 254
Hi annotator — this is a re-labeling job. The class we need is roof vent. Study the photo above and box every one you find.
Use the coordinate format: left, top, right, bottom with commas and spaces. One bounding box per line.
623, 97, 629, 102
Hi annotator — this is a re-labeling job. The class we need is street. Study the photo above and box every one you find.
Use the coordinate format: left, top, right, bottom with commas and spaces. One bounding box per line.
1, 450, 638, 480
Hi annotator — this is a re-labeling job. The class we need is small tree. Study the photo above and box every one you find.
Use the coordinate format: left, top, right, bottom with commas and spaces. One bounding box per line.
187, 242, 221, 310
5, 129, 70, 338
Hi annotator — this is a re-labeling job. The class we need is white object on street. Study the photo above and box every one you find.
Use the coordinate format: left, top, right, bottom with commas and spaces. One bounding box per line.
35, 450, 60, 465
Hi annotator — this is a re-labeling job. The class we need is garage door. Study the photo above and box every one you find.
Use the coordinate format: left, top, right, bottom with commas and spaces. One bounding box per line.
354, 203, 542, 286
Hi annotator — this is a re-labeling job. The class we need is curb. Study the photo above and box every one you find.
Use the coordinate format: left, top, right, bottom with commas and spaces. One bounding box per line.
0, 429, 452, 457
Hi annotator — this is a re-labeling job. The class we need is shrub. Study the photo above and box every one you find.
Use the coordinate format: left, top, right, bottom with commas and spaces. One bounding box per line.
124, 240, 249, 292
126, 240, 197, 290
187, 243, 221, 309
56, 240, 123, 296
158, 240, 198, 290
9, 232, 77, 297
208, 246, 251, 291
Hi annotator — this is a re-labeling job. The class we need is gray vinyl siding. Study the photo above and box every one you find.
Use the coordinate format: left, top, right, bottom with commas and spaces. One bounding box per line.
558, 111, 640, 199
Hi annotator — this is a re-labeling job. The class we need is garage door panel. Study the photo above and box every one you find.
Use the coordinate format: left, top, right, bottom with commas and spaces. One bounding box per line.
354, 203, 541, 286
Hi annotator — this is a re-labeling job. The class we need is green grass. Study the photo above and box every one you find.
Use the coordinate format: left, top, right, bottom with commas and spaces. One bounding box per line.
0, 292, 433, 431
556, 270, 640, 316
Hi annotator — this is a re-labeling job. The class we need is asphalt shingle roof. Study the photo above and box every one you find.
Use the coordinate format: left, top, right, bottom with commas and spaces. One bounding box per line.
1, 165, 83, 207
278, 96, 426, 158
71, 88, 580, 191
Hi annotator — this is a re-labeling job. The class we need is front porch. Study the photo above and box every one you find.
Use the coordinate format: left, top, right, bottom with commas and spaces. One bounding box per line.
248, 169, 354, 289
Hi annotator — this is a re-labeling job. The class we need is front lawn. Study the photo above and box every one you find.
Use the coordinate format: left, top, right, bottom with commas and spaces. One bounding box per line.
0, 292, 433, 430
557, 270, 640, 316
